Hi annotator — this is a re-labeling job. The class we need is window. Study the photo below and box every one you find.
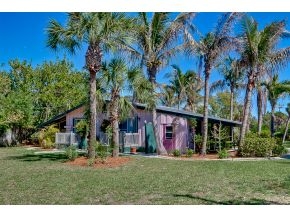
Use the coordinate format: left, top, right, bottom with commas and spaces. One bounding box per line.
165, 126, 173, 139
119, 116, 138, 133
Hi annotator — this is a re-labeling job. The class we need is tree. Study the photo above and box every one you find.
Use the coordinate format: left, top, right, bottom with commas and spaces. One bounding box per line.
99, 58, 141, 157
46, 13, 135, 158
238, 16, 290, 147
191, 13, 242, 155
262, 74, 290, 137
282, 103, 290, 143
133, 12, 196, 155
211, 56, 245, 121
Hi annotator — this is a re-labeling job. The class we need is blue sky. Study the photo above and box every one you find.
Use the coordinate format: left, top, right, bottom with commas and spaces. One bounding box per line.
1, 12, 290, 116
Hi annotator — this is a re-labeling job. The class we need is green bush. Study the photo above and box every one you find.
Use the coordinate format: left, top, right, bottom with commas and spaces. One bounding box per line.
33, 124, 59, 149
95, 141, 111, 163
65, 145, 78, 161
272, 144, 287, 156
218, 149, 229, 159
260, 130, 271, 138
172, 149, 181, 157
185, 148, 194, 157
136, 146, 145, 152
239, 134, 276, 157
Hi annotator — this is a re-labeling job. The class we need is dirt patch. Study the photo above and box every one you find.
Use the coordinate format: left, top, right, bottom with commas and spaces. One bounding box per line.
66, 156, 133, 168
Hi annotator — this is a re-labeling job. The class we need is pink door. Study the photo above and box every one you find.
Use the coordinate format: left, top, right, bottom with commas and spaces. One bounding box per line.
163, 125, 175, 152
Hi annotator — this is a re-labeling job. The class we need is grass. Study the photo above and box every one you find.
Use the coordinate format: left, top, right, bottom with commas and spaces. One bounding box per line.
0, 147, 290, 204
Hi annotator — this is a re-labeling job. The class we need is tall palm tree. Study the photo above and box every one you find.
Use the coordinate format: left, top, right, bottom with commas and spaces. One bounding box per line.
262, 74, 290, 137
191, 13, 242, 155
99, 58, 141, 157
46, 13, 135, 158
164, 65, 199, 110
211, 56, 245, 121
282, 103, 290, 143
134, 12, 196, 155
238, 16, 290, 147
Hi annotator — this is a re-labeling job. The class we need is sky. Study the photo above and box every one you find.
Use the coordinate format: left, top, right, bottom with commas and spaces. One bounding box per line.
1, 12, 290, 116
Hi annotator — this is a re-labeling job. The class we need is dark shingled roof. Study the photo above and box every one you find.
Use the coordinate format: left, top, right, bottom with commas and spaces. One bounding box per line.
133, 102, 241, 126
38, 102, 242, 128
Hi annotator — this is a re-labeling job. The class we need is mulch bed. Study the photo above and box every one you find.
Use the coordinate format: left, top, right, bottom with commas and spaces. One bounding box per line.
66, 156, 133, 168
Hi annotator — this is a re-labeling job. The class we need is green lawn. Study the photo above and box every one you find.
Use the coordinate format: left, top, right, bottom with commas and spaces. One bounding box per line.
0, 147, 290, 205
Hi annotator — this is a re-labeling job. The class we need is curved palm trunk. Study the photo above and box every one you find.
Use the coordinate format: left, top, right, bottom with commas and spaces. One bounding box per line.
238, 76, 254, 147
270, 101, 277, 137
282, 116, 290, 143
201, 69, 210, 156
149, 68, 167, 155
86, 43, 102, 159
257, 87, 263, 135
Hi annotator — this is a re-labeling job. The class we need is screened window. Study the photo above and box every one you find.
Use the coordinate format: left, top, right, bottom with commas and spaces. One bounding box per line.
119, 116, 138, 133
165, 126, 173, 139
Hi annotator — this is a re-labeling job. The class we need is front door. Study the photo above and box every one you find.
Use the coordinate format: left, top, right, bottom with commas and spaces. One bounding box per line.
163, 125, 174, 152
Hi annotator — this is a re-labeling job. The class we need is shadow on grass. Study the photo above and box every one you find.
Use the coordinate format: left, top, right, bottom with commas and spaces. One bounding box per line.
172, 194, 286, 205
7, 153, 69, 163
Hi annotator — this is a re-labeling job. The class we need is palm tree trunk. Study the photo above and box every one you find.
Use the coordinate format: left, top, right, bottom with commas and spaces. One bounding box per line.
282, 117, 290, 143
201, 69, 210, 155
230, 87, 234, 142
149, 67, 167, 155
110, 91, 120, 157
257, 87, 263, 135
88, 70, 97, 158
238, 76, 254, 147
270, 102, 277, 137
86, 43, 102, 159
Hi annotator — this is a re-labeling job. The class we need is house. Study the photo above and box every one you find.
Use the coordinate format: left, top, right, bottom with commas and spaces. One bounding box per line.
39, 102, 241, 154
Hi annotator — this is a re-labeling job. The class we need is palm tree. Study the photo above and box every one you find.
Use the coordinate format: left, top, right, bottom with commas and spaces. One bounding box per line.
46, 13, 135, 158
282, 103, 290, 143
191, 13, 242, 155
99, 58, 141, 157
238, 16, 290, 147
164, 65, 199, 110
134, 12, 196, 155
262, 74, 290, 137
160, 85, 176, 107
211, 56, 245, 121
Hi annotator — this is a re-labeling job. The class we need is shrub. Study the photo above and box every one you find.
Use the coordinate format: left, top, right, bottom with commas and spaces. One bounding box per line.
260, 130, 271, 138
218, 149, 229, 159
75, 120, 89, 137
239, 133, 276, 157
272, 144, 287, 156
136, 146, 145, 152
33, 124, 59, 149
172, 149, 181, 157
95, 141, 111, 163
87, 158, 95, 166
65, 145, 78, 161
185, 148, 194, 158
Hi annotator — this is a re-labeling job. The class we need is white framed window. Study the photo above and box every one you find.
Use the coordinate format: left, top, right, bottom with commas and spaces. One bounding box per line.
165, 126, 173, 139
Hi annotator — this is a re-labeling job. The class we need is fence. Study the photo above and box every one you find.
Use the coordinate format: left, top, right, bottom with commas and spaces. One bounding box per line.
55, 132, 78, 146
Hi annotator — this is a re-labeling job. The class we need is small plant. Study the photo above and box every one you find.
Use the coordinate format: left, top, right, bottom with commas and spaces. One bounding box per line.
95, 141, 111, 163
218, 149, 229, 159
65, 145, 78, 161
272, 144, 287, 156
185, 148, 194, 157
87, 158, 95, 166
75, 120, 88, 149
172, 149, 181, 157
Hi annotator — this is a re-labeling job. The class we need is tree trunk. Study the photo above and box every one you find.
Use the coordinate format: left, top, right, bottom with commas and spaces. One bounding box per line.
238, 76, 254, 147
201, 68, 210, 155
86, 43, 102, 159
110, 90, 120, 157
149, 67, 167, 155
270, 102, 277, 137
257, 86, 263, 135
282, 117, 290, 143
230, 87, 234, 142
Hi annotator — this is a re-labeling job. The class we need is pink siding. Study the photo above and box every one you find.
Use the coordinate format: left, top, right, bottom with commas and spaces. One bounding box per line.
137, 109, 189, 152
65, 106, 85, 132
